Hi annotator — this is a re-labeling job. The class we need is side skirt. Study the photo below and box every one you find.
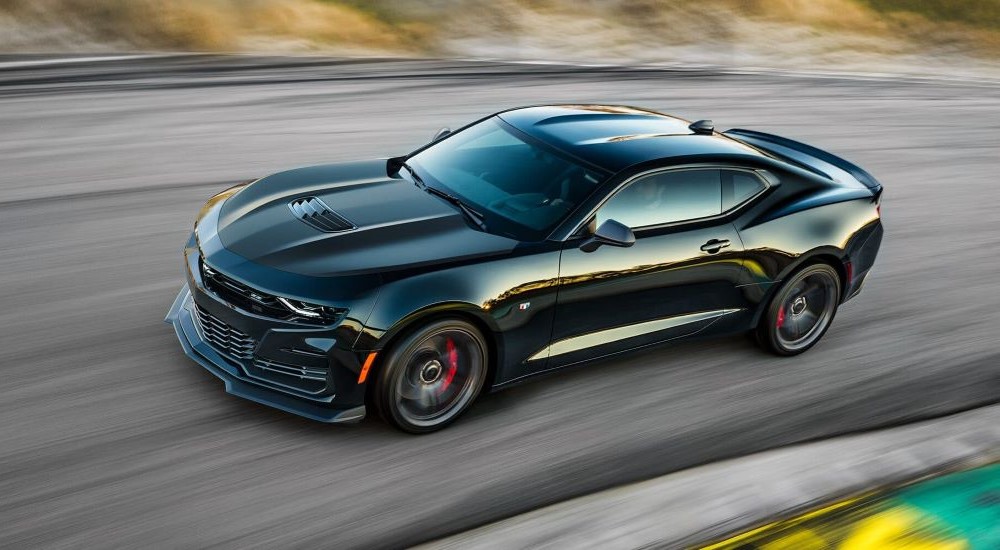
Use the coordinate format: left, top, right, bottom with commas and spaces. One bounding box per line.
494, 308, 744, 389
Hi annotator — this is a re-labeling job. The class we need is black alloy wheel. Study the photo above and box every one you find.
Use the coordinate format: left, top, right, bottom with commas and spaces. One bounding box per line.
757, 263, 841, 356
374, 319, 487, 433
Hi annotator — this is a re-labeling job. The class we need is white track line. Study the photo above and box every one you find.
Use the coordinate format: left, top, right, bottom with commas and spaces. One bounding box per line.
0, 54, 175, 70
2, 52, 997, 87
458, 56, 1000, 87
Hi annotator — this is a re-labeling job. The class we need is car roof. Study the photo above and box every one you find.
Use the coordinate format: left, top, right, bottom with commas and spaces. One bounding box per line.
498, 105, 770, 173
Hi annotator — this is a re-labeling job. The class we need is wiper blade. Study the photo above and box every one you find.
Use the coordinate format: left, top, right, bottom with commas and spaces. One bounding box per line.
423, 186, 488, 231
401, 162, 487, 231
401, 162, 425, 188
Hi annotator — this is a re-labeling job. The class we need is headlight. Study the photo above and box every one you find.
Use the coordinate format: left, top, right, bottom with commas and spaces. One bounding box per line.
276, 297, 346, 323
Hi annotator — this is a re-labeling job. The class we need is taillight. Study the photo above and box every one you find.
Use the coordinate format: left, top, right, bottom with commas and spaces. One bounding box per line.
876, 203, 881, 217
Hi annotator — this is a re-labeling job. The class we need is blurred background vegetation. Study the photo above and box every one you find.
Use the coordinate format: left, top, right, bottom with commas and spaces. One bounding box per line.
863, 0, 1000, 29
0, 0, 997, 65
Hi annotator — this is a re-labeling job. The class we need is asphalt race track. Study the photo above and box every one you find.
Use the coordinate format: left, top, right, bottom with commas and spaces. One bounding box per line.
1, 56, 998, 548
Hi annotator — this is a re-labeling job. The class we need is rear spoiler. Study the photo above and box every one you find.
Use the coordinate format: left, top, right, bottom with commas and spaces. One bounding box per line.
725, 128, 883, 195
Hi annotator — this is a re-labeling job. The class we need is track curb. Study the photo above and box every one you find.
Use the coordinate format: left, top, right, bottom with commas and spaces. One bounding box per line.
421, 404, 1000, 549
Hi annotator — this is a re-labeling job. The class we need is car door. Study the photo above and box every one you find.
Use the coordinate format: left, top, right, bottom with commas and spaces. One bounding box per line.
540, 167, 753, 368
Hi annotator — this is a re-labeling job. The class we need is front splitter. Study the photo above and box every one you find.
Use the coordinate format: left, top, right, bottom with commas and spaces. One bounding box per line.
164, 285, 365, 424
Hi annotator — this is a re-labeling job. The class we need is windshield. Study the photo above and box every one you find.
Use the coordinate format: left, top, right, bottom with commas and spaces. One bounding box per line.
407, 118, 606, 241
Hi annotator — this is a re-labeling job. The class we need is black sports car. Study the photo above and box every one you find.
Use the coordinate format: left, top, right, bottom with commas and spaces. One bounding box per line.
166, 105, 883, 433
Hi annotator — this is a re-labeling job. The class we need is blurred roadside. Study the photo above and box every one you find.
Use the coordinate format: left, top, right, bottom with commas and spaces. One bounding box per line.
2, 0, 1000, 78
422, 403, 1000, 549
703, 463, 1000, 549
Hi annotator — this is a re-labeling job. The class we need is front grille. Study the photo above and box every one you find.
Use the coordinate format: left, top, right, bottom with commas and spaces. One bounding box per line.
195, 305, 257, 362
201, 262, 291, 319
288, 196, 355, 232
200, 261, 346, 325
247, 357, 329, 394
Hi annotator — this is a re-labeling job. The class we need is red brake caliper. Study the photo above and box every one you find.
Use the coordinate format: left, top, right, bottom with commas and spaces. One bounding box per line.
776, 306, 786, 329
438, 337, 458, 393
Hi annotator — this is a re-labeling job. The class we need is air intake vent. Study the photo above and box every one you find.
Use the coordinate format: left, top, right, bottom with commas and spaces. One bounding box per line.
247, 357, 329, 394
195, 305, 257, 362
288, 196, 355, 232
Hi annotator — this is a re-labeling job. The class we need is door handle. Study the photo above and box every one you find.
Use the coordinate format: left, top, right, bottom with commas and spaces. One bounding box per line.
700, 239, 731, 253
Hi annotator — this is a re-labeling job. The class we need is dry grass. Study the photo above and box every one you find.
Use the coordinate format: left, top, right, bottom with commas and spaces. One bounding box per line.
0, 0, 433, 53
438, 0, 1000, 61
0, 0, 997, 60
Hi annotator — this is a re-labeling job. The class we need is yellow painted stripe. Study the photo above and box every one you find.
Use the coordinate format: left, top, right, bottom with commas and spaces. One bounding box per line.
699, 497, 866, 549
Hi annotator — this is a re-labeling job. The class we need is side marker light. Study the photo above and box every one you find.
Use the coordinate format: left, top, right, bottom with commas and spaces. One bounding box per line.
357, 352, 378, 384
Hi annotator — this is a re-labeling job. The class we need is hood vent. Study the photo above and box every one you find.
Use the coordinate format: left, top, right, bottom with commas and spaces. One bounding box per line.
288, 196, 355, 232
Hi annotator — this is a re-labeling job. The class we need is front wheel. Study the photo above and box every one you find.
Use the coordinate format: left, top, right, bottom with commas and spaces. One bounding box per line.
374, 319, 488, 433
756, 263, 841, 356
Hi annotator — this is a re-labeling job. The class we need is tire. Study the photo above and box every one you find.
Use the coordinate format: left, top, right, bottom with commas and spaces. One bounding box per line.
755, 263, 842, 356
373, 318, 488, 433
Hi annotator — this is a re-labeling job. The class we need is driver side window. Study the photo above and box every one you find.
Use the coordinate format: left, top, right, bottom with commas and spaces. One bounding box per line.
597, 169, 723, 229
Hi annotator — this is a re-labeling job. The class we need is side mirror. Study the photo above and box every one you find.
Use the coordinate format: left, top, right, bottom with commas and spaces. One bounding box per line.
579, 219, 635, 253
432, 127, 452, 142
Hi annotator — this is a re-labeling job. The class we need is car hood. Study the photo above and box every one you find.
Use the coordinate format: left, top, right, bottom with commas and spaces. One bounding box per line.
216, 159, 519, 277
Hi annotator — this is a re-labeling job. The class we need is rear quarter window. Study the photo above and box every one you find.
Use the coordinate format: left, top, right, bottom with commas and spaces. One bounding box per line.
722, 169, 767, 211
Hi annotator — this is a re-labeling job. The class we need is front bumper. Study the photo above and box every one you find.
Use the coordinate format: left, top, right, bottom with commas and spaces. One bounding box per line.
165, 285, 366, 423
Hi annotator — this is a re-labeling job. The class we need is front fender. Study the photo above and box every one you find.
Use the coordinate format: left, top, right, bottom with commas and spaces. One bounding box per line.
354, 243, 563, 384
368, 300, 502, 351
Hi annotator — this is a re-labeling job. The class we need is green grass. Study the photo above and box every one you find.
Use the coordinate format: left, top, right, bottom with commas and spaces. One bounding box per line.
316, 0, 420, 23
862, 0, 1000, 30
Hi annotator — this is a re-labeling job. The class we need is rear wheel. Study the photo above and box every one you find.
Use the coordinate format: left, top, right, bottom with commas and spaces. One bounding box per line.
374, 319, 487, 433
756, 263, 841, 356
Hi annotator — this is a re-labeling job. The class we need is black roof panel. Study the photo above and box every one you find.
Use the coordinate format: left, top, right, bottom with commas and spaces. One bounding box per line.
499, 105, 769, 173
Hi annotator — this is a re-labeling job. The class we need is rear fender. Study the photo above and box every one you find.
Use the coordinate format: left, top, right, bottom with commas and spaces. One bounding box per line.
738, 198, 879, 327
747, 247, 849, 328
